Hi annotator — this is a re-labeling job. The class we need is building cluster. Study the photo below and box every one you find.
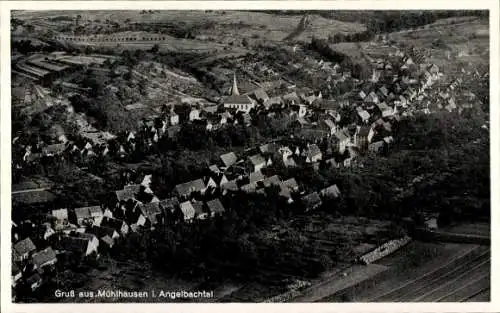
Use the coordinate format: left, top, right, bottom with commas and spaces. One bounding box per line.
11, 31, 487, 299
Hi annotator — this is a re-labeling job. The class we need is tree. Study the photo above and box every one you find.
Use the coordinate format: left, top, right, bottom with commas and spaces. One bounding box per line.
150, 44, 160, 53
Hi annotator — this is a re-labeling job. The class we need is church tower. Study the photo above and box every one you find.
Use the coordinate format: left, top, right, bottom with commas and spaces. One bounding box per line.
231, 72, 240, 96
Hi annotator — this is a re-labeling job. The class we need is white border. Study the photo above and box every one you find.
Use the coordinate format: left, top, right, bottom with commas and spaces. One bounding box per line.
1, 1, 499, 313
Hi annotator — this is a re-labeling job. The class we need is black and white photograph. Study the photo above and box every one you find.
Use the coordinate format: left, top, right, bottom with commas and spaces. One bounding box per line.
2, 1, 497, 309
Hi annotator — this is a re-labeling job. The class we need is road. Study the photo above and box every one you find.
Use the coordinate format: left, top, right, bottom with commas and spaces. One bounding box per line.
11, 187, 49, 195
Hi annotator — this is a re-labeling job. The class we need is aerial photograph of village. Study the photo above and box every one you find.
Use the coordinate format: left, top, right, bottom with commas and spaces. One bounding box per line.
10, 10, 490, 303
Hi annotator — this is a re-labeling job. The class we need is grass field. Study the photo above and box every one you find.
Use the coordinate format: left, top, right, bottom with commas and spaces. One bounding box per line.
389, 16, 489, 71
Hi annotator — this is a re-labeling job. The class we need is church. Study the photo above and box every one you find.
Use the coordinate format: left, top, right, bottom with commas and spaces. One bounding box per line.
223, 73, 256, 113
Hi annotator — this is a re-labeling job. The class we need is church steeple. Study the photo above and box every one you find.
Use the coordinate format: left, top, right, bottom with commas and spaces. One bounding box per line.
231, 72, 239, 96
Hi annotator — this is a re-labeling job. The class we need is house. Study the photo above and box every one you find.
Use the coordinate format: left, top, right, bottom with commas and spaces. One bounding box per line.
375, 102, 393, 117
206, 199, 225, 217
305, 144, 322, 163
174, 179, 206, 198
100, 217, 129, 236
12, 264, 22, 287
322, 119, 337, 135
332, 130, 350, 154
192, 201, 209, 220
262, 175, 281, 188
14, 237, 36, 261
51, 208, 69, 228
241, 182, 258, 194
302, 192, 322, 212
115, 188, 137, 204
368, 141, 385, 154
42, 143, 67, 157
398, 95, 408, 107
73, 206, 102, 226
282, 178, 299, 192
159, 197, 180, 214
189, 108, 200, 121
357, 109, 371, 124
38, 223, 56, 241
208, 164, 220, 174
259, 143, 278, 155
428, 64, 439, 76
166, 109, 179, 126
100, 235, 115, 248
138, 202, 163, 227
249, 170, 265, 184
220, 152, 238, 168
248, 154, 266, 172
249, 88, 270, 104
89, 225, 120, 241
283, 91, 300, 105
224, 94, 255, 112
365, 91, 379, 104
179, 201, 196, 221
26, 273, 43, 291
31, 247, 57, 269
283, 155, 297, 168
355, 125, 375, 151
205, 173, 229, 190
60, 234, 99, 258
221, 180, 239, 194
320, 184, 341, 199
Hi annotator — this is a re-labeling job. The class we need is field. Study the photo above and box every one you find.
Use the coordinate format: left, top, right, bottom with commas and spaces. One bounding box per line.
14, 10, 366, 50
389, 16, 489, 71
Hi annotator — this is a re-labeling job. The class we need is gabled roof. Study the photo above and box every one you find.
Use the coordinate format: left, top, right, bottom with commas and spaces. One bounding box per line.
124, 184, 141, 194
302, 192, 322, 208
159, 197, 180, 212
259, 143, 278, 155
282, 178, 299, 190
320, 184, 341, 198
206, 199, 225, 214
283, 91, 300, 103
357, 110, 370, 121
100, 216, 127, 230
60, 235, 93, 254
334, 130, 349, 141
208, 164, 220, 173
52, 208, 68, 221
251, 88, 270, 102
323, 119, 336, 130
115, 188, 136, 202
192, 201, 206, 216
249, 170, 266, 184
175, 179, 206, 197
221, 180, 238, 191
220, 152, 238, 168
42, 143, 67, 155
14, 237, 36, 255
139, 202, 162, 224
101, 235, 114, 246
307, 144, 322, 159
263, 175, 280, 188
32, 247, 57, 267
376, 102, 391, 112
224, 94, 253, 105
249, 154, 266, 166
74, 207, 92, 221
180, 201, 196, 220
